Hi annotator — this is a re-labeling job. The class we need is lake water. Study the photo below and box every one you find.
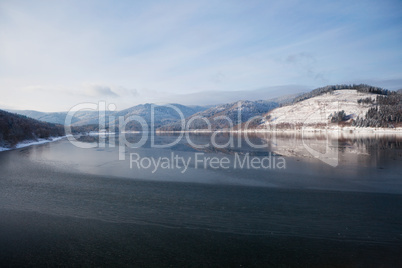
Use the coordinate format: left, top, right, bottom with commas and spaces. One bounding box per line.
0, 133, 402, 267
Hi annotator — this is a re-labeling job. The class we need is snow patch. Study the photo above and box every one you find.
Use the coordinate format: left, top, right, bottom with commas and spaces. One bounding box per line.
15, 136, 65, 149
0, 136, 66, 152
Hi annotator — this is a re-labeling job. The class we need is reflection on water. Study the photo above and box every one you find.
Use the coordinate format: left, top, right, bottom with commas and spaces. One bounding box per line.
1, 132, 402, 266
74, 132, 402, 166
74, 131, 402, 156
9, 132, 401, 193
257, 132, 402, 166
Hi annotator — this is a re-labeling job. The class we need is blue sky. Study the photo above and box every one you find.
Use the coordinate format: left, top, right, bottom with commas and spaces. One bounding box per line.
0, 0, 401, 111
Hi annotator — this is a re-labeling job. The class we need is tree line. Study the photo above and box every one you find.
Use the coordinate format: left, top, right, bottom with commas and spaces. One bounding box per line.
0, 110, 65, 147
293, 84, 389, 104
352, 93, 402, 128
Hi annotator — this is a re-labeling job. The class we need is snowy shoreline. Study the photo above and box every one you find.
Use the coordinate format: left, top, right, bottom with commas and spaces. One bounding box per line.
0, 136, 67, 152
156, 127, 402, 136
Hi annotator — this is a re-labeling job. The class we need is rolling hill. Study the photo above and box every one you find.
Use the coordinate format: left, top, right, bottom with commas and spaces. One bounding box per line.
251, 87, 401, 131
7, 110, 111, 126
158, 100, 279, 131
6, 84, 401, 133
113, 103, 207, 131
9, 104, 207, 130
0, 110, 65, 147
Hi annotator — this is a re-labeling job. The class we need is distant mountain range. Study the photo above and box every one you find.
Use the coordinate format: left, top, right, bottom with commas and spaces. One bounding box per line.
158, 100, 279, 131
8, 104, 206, 128
8, 94, 297, 130
6, 110, 112, 126
113, 104, 207, 131
4, 84, 401, 140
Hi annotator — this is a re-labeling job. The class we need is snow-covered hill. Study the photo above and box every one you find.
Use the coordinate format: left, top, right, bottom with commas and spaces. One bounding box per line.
258, 90, 377, 130
158, 100, 278, 131
113, 103, 207, 131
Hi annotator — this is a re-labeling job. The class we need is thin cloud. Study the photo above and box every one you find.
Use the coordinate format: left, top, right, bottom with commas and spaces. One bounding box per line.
284, 52, 328, 83
84, 85, 119, 97
286, 52, 315, 64
0, 0, 401, 111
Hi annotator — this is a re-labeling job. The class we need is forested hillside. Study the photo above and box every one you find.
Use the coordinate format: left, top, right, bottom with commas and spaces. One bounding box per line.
158, 100, 278, 131
353, 92, 402, 128
0, 110, 65, 147
114, 103, 207, 131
